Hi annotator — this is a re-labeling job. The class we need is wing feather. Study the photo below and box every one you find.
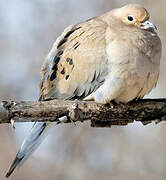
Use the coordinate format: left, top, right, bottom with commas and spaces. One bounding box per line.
40, 18, 108, 100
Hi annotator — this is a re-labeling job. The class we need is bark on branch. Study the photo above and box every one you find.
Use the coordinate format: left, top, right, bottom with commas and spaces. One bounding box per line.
0, 99, 166, 127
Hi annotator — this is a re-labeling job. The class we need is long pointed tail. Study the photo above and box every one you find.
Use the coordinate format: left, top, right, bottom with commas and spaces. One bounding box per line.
6, 121, 57, 178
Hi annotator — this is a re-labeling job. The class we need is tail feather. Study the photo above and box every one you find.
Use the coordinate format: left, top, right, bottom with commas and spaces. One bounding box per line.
5, 156, 23, 178
6, 121, 57, 178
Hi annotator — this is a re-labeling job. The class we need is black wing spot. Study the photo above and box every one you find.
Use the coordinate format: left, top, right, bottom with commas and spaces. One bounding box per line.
73, 42, 80, 49
56, 50, 63, 57
66, 58, 73, 65
50, 70, 58, 81
66, 58, 70, 62
52, 64, 58, 72
52, 57, 60, 68
50, 50, 63, 81
61, 68, 65, 75
64, 29, 76, 39
50, 27, 81, 82
57, 39, 67, 49
50, 55, 61, 81
69, 59, 73, 65
64, 27, 81, 39
65, 75, 70, 80
57, 26, 81, 49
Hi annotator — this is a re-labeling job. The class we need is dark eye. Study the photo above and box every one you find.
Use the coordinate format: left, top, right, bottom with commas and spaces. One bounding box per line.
127, 15, 134, 21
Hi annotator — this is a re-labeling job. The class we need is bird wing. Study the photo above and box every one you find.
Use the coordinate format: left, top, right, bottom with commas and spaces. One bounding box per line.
39, 17, 109, 101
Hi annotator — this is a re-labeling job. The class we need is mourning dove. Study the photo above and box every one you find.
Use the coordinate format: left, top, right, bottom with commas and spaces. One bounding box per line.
6, 4, 161, 177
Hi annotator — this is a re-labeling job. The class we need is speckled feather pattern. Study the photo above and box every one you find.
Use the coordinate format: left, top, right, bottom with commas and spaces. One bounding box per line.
40, 18, 108, 101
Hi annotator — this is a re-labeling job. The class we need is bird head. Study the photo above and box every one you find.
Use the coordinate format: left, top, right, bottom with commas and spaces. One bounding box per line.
112, 4, 157, 31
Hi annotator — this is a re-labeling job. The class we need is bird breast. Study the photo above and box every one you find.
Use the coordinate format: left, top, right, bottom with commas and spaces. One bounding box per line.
104, 30, 161, 103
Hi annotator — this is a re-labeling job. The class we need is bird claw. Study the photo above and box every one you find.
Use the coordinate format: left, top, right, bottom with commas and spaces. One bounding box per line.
57, 99, 84, 125
10, 119, 15, 129
69, 99, 84, 125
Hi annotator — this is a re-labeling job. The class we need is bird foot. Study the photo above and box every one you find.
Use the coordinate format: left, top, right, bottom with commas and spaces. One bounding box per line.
68, 99, 84, 124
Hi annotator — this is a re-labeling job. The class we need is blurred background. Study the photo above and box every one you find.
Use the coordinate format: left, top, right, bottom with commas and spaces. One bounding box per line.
0, 0, 166, 180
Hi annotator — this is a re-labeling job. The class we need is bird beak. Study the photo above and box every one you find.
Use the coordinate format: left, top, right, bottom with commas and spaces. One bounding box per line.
141, 20, 157, 31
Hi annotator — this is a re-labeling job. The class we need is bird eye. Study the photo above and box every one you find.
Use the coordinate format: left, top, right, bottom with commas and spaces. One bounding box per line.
127, 15, 134, 22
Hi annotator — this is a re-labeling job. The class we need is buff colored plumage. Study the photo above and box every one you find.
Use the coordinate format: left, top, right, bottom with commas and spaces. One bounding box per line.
6, 4, 161, 177
39, 4, 161, 103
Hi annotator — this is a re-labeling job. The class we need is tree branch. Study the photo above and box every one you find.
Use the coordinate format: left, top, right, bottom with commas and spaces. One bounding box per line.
0, 99, 166, 127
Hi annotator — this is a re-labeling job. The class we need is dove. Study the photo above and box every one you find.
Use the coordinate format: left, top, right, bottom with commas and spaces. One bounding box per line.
6, 4, 161, 177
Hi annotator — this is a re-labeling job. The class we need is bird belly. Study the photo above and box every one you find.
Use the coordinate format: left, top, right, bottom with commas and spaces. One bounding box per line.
91, 62, 159, 104
113, 68, 159, 103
